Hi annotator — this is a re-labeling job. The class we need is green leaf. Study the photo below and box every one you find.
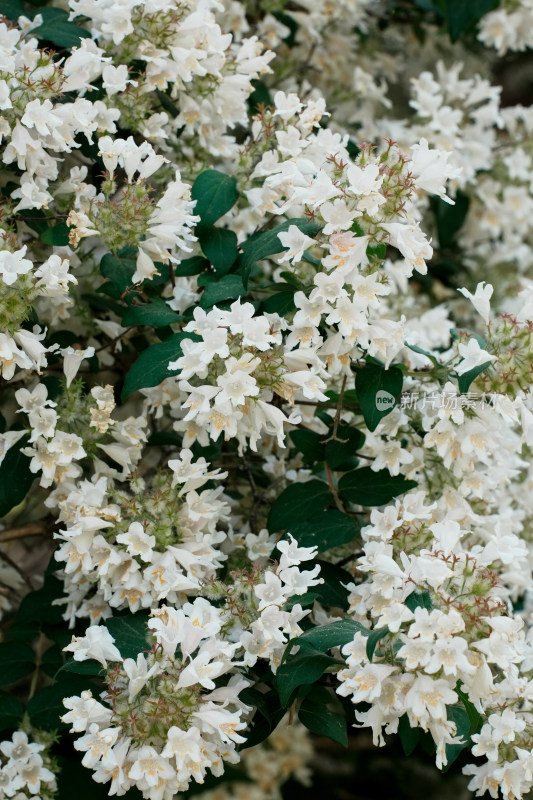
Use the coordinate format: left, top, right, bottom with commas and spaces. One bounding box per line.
32, 8, 91, 47
299, 700, 348, 746
27, 676, 91, 730
268, 480, 332, 533
191, 170, 239, 226
313, 561, 352, 610
286, 509, 360, 551
155, 89, 179, 119
200, 273, 245, 309
239, 689, 286, 749
398, 713, 422, 756
121, 332, 199, 400
197, 225, 238, 275
356, 362, 403, 432
295, 620, 369, 651
0, 691, 24, 732
237, 218, 321, 288
262, 289, 297, 315
0, 0, 26, 20
339, 467, 417, 507
456, 684, 482, 737
443, 705, 470, 768
40, 223, 70, 246
366, 626, 389, 661
325, 425, 365, 469
0, 642, 35, 686
444, 0, 499, 42
290, 429, 325, 463
175, 256, 209, 277
9, 569, 64, 639
276, 646, 340, 706
121, 299, 181, 328
405, 342, 441, 368
100, 253, 136, 292
457, 361, 493, 394
106, 614, 150, 660
17, 209, 49, 235
405, 591, 433, 613
41, 645, 64, 678
58, 658, 103, 677
0, 434, 34, 518
432, 190, 470, 248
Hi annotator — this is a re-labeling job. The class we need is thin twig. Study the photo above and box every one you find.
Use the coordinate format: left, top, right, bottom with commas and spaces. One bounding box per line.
0, 523, 48, 544
324, 461, 347, 515
322, 375, 348, 444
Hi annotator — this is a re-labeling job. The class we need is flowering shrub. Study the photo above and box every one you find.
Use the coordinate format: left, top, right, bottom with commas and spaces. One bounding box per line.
4, 1, 533, 799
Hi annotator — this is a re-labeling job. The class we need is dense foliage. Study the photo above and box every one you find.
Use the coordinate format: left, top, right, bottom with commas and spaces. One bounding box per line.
2, 1, 533, 798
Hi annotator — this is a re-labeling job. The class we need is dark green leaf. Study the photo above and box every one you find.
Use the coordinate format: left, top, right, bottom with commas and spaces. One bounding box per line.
58, 658, 103, 676
299, 700, 348, 746
121, 299, 181, 328
0, 434, 34, 518
0, 691, 24, 732
432, 191, 470, 248
27, 676, 91, 730
325, 425, 365, 469
456, 685, 482, 736
9, 569, 64, 639
0, 642, 35, 686
247, 79, 273, 113
100, 253, 136, 292
121, 332, 199, 400
268, 480, 332, 533
240, 689, 286, 749
175, 256, 209, 277
40, 223, 70, 246
17, 209, 48, 235
276, 647, 340, 706
444, 705, 470, 768
155, 89, 179, 118
32, 8, 91, 47
444, 0, 499, 42
290, 429, 325, 463
457, 361, 493, 394
295, 619, 369, 651
41, 645, 64, 678
0, 0, 26, 20
313, 561, 352, 610
106, 614, 150, 660
191, 170, 239, 226
200, 273, 245, 309
237, 218, 321, 288
366, 626, 389, 661
197, 226, 238, 275
356, 362, 403, 432
286, 509, 359, 551
262, 289, 297, 315
405, 591, 433, 613
339, 467, 417, 507
398, 713, 422, 756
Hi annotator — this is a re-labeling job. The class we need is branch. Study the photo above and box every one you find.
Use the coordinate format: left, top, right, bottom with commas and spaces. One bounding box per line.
0, 523, 49, 544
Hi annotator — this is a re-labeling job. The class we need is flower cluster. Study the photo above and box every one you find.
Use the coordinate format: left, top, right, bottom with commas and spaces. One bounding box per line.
0, 730, 57, 800
5, 0, 533, 798
63, 600, 250, 799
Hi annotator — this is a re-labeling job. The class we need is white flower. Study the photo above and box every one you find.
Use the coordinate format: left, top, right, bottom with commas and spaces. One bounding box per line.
61, 346, 96, 387
455, 338, 496, 375
64, 626, 122, 667
277, 225, 316, 264
0, 247, 33, 285
458, 281, 494, 324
